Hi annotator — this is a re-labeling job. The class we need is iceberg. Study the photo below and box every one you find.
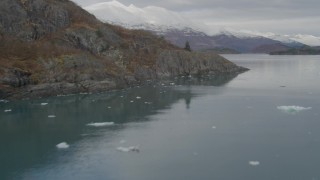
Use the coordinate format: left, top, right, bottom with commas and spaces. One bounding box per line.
277, 106, 312, 114
117, 146, 140, 152
56, 142, 70, 149
0, 99, 9, 103
87, 122, 115, 127
249, 161, 260, 166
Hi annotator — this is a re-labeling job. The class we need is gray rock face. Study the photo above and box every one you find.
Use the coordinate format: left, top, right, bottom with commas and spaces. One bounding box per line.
64, 27, 121, 55
0, 0, 70, 41
155, 50, 244, 77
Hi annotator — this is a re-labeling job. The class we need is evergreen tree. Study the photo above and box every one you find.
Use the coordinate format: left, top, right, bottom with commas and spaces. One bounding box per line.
184, 41, 191, 52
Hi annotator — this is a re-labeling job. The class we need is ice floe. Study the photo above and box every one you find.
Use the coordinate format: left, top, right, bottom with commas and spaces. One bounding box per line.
130, 100, 134, 103
4, 109, 12, 112
277, 106, 312, 114
136, 96, 142, 99
56, 142, 70, 149
41, 103, 48, 106
117, 146, 140, 153
212, 126, 217, 129
87, 122, 115, 127
249, 161, 260, 166
48, 115, 56, 118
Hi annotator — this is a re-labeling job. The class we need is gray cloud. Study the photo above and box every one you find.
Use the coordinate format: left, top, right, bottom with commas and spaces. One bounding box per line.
72, 0, 320, 36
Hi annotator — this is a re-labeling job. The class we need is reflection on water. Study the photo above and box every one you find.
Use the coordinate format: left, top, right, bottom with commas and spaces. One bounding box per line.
1, 55, 320, 180
0, 73, 238, 180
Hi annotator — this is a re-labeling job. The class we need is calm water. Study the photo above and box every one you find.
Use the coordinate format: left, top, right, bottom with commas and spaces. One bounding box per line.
1, 54, 320, 180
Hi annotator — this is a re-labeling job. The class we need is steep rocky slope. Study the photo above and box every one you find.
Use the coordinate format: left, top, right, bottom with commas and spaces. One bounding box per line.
0, 0, 247, 99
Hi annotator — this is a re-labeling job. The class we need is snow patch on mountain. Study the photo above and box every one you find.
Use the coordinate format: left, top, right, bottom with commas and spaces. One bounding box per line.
290, 35, 320, 46
84, 0, 200, 31
85, 1, 320, 47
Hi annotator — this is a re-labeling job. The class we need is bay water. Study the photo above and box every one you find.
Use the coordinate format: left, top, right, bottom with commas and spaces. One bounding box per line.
1, 54, 320, 180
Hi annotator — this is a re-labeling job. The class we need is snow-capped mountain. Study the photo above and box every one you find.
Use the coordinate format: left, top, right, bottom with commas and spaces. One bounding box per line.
289, 35, 320, 47
85, 0, 319, 51
84, 0, 200, 31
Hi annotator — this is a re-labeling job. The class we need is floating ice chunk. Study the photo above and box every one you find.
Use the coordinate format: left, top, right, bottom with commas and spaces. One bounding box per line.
249, 161, 260, 166
56, 142, 70, 149
4, 109, 12, 112
0, 99, 9, 103
170, 83, 175, 86
48, 115, 56, 118
87, 122, 115, 127
277, 106, 312, 114
117, 146, 140, 153
41, 103, 48, 106
136, 96, 141, 99
212, 126, 217, 129
144, 102, 152, 105
130, 100, 134, 103
107, 106, 112, 109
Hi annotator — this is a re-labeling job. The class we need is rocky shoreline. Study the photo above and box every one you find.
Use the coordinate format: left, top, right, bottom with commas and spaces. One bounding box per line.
0, 51, 248, 100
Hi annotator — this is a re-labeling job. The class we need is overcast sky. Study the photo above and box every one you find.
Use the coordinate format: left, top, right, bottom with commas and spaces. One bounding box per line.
72, 0, 320, 36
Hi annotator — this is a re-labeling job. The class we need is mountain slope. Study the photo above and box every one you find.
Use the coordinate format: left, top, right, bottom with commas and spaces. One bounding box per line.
0, 0, 247, 99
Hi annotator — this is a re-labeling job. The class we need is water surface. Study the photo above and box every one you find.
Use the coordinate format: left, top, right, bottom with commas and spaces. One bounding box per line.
1, 54, 320, 180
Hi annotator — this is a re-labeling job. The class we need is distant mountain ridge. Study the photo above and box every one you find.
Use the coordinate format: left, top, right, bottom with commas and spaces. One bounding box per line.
85, 1, 320, 53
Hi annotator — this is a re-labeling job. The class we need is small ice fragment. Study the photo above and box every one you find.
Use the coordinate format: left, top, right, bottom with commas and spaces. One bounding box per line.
249, 161, 260, 166
48, 115, 56, 118
4, 109, 12, 112
161, 83, 165, 86
87, 122, 114, 127
107, 106, 112, 109
277, 106, 312, 114
56, 142, 69, 149
170, 83, 175, 85
144, 102, 152, 104
130, 100, 134, 103
117, 146, 140, 153
0, 99, 9, 103
120, 96, 124, 98
212, 126, 217, 129
41, 103, 48, 106
136, 96, 141, 99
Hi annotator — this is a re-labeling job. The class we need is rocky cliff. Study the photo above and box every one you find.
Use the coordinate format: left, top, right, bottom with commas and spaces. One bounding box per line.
0, 0, 248, 100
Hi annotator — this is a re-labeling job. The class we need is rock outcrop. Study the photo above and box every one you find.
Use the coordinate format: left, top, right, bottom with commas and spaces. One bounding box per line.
0, 0, 248, 100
